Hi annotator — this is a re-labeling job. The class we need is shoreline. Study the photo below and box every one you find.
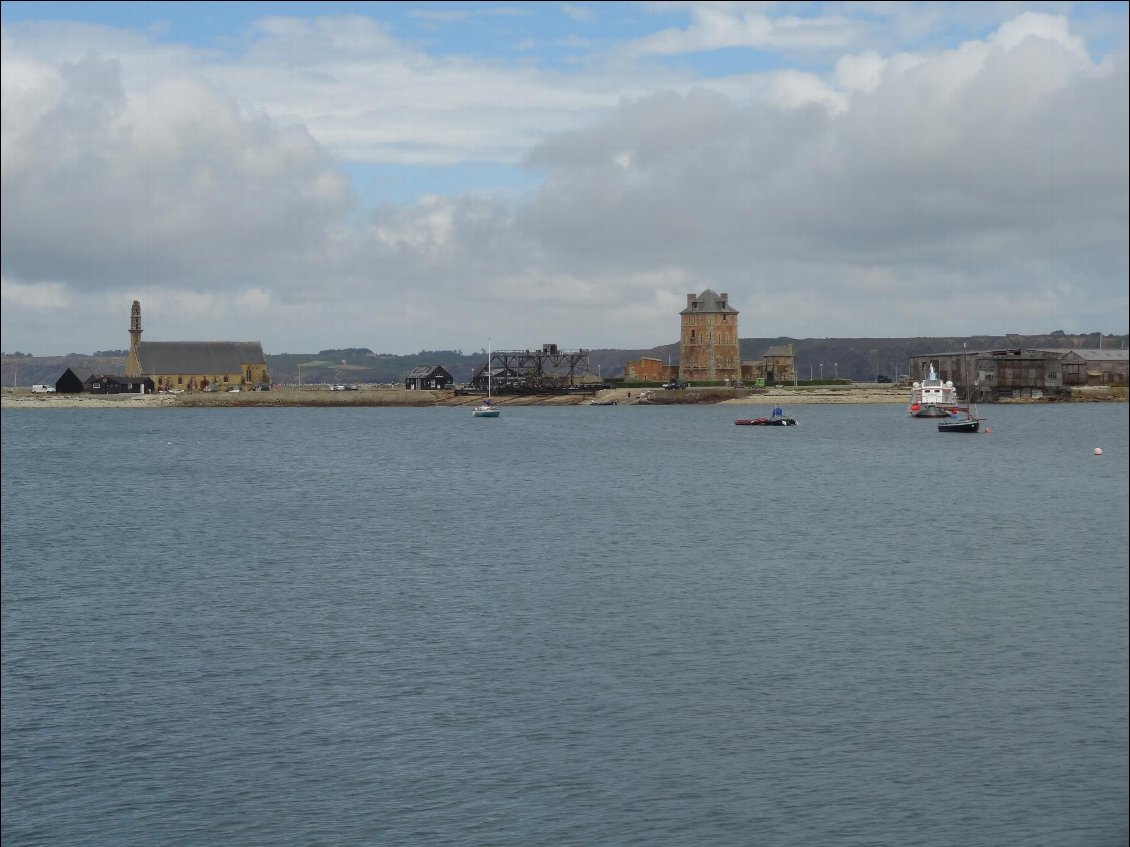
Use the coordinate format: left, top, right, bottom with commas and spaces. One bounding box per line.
3, 384, 1125, 410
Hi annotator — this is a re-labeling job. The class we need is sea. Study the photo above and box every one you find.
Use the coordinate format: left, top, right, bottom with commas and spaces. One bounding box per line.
2, 402, 1127, 847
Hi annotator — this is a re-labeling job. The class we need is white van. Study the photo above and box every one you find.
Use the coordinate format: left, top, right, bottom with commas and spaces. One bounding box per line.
31, 384, 55, 393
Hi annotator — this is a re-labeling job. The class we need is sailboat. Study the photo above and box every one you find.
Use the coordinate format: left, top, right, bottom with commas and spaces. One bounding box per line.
472, 339, 501, 418
937, 406, 982, 433
938, 356, 984, 433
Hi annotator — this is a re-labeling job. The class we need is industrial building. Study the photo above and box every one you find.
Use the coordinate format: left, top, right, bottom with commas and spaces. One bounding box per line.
908, 348, 1128, 400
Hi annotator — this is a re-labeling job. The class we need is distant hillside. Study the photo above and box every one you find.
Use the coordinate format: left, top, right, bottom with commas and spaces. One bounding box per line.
3, 333, 1124, 388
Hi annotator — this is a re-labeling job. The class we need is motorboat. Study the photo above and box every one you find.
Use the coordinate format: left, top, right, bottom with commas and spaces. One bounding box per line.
908, 364, 960, 417
735, 407, 797, 426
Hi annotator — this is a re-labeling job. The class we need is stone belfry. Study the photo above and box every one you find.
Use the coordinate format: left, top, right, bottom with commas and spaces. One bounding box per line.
125, 300, 143, 376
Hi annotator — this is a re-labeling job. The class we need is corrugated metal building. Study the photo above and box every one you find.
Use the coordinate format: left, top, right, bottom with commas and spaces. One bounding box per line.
909, 348, 1127, 400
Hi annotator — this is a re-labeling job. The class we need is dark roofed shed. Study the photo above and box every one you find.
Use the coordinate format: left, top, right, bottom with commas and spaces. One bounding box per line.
405, 365, 454, 390
55, 367, 85, 394
84, 374, 155, 395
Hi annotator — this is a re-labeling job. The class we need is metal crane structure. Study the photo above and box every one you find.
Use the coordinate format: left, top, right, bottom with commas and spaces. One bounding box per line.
470, 343, 593, 394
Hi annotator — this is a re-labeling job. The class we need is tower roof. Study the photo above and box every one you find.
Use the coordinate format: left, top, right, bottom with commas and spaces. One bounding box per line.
680, 289, 738, 315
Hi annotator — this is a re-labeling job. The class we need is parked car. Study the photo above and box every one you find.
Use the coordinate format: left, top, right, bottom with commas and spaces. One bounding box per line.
330, 384, 358, 391
31, 384, 56, 393
877, 375, 893, 383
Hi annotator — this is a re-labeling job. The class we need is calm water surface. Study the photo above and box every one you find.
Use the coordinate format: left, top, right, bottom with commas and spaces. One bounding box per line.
2, 403, 1127, 846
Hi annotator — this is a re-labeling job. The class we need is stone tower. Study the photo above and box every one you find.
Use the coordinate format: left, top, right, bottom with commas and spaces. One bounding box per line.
125, 300, 143, 377
678, 289, 741, 384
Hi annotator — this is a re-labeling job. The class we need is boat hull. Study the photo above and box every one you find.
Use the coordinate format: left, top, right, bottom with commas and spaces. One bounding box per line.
910, 404, 957, 418
735, 417, 797, 426
938, 419, 980, 433
471, 407, 500, 418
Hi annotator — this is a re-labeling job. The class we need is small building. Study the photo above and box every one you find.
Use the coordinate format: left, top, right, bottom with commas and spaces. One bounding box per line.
762, 345, 796, 384
469, 365, 520, 392
1056, 349, 1129, 386
55, 367, 85, 394
742, 344, 796, 385
405, 365, 454, 390
84, 374, 155, 395
623, 357, 676, 383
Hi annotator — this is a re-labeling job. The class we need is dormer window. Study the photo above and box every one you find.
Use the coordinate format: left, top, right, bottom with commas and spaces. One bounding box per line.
692, 302, 698, 310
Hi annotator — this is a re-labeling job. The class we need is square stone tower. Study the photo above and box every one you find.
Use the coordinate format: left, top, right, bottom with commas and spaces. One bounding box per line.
678, 289, 741, 383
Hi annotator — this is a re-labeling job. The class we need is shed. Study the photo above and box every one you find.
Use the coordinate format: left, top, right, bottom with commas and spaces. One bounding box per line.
84, 374, 155, 395
1052, 349, 1129, 386
470, 365, 519, 392
55, 367, 85, 394
405, 365, 454, 390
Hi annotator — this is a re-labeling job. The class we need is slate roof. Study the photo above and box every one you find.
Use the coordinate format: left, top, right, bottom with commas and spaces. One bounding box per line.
405, 365, 450, 379
1048, 349, 1128, 362
84, 374, 153, 385
136, 341, 266, 374
928, 348, 1127, 361
680, 288, 738, 315
765, 345, 794, 357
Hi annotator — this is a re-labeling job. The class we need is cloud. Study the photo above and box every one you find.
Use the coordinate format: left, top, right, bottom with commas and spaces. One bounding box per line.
625, 5, 865, 56
517, 14, 1128, 336
561, 5, 596, 24
1, 52, 350, 300
0, 7, 1126, 356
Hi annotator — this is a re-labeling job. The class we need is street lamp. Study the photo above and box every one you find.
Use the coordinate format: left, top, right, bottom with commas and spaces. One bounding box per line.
834, 362, 838, 378
819, 362, 823, 379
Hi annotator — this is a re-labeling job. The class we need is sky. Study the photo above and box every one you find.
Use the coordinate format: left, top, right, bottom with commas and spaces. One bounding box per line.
1, 1, 1127, 356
